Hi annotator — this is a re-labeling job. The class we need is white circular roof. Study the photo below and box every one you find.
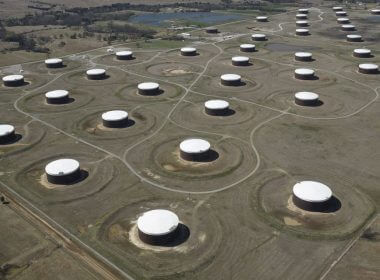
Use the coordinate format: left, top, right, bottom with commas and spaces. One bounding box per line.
45, 58, 62, 64
240, 44, 255, 49
232, 56, 249, 62
295, 68, 315, 75
354, 48, 371, 54
256, 16, 268, 20
181, 47, 196, 52
293, 181, 332, 203
2, 75, 24, 82
337, 17, 349, 22
296, 14, 307, 18
295, 91, 319, 101
298, 8, 308, 12
371, 9, 380, 13
137, 209, 179, 236
296, 28, 309, 32
342, 24, 355, 28
180, 138, 211, 154
295, 52, 312, 57
205, 99, 229, 110
0, 124, 15, 137
333, 6, 343, 10
221, 74, 241, 81
296, 20, 309, 24
138, 82, 159, 90
45, 159, 80, 177
347, 34, 361, 39
45, 90, 69, 99
116, 51, 133, 56
102, 110, 128, 121
359, 63, 378, 70
86, 69, 106, 75
251, 34, 266, 38
336, 11, 347, 15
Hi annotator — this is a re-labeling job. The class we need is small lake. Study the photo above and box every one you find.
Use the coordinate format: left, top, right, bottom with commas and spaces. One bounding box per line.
129, 12, 244, 26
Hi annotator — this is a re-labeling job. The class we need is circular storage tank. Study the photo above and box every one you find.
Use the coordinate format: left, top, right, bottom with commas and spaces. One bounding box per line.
333, 6, 343, 12
292, 181, 333, 212
0, 124, 16, 144
294, 92, 319, 106
256, 16, 268, 22
116, 51, 133, 60
45, 58, 63, 68
296, 14, 308, 19
179, 138, 211, 161
337, 17, 350, 24
353, 48, 371, 58
294, 68, 315, 80
296, 20, 309, 27
138, 82, 160, 96
220, 74, 241, 86
341, 24, 355, 31
205, 27, 218, 34
370, 9, 380, 15
240, 44, 255, 52
205, 100, 230, 116
86, 68, 106, 80
251, 34, 266, 41
137, 209, 180, 245
295, 52, 313, 62
296, 28, 310, 36
347, 34, 362, 42
180, 47, 197, 56
45, 159, 81, 184
2, 74, 24, 87
336, 11, 347, 17
232, 56, 250, 66
358, 63, 378, 74
298, 8, 309, 14
45, 90, 69, 104
102, 110, 129, 128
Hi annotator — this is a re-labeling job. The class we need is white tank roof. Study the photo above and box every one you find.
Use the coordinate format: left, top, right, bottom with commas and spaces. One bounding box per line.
180, 138, 210, 154
333, 6, 343, 10
102, 110, 128, 121
354, 48, 371, 54
2, 74, 24, 82
256, 16, 268, 20
371, 9, 380, 13
293, 181, 332, 203
296, 14, 308, 18
298, 8, 309, 12
295, 91, 319, 101
240, 44, 255, 49
232, 56, 249, 62
251, 33, 266, 38
205, 99, 229, 110
347, 34, 362, 39
336, 11, 347, 15
296, 28, 309, 33
0, 124, 15, 137
116, 51, 133, 56
45, 58, 62, 64
86, 68, 106, 75
181, 47, 196, 52
137, 209, 179, 236
138, 82, 159, 90
296, 20, 309, 24
295, 68, 315, 75
337, 17, 349, 22
221, 74, 241, 81
45, 159, 80, 177
295, 52, 312, 57
359, 63, 378, 70
45, 90, 69, 99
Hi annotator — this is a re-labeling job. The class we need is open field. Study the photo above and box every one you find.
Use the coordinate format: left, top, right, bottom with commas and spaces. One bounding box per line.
0, 2, 380, 280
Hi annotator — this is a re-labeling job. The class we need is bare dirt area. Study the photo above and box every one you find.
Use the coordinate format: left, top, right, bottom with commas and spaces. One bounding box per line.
0, 3, 380, 280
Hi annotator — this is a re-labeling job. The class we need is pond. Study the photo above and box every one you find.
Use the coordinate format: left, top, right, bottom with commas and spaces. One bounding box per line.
129, 12, 244, 27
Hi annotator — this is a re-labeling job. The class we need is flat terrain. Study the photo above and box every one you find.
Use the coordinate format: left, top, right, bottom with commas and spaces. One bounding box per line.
0, 3, 380, 280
